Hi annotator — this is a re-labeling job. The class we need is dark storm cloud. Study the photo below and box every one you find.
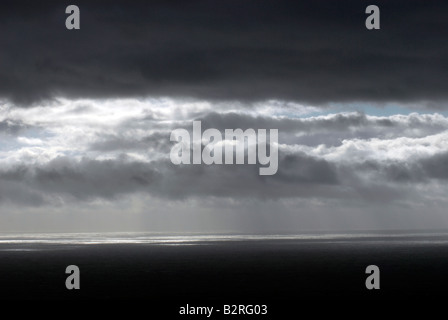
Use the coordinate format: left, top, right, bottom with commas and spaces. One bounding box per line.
2, 149, 448, 204
1, 0, 447, 105
0, 154, 340, 202
0, 157, 161, 201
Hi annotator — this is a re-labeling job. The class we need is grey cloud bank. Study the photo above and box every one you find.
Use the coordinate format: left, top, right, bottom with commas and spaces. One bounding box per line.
1, 104, 448, 208
2, 148, 448, 204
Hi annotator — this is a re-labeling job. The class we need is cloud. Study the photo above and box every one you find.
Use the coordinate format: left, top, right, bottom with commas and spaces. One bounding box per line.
1, 0, 448, 106
0, 119, 29, 135
1, 100, 448, 203
1, 138, 448, 205
1, 98, 448, 231
89, 132, 172, 153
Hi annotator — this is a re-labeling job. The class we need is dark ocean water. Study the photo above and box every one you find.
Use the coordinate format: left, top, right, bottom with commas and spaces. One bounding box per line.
0, 232, 446, 315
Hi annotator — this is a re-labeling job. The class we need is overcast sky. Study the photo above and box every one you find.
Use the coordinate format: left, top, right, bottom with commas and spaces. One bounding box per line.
1, 0, 448, 233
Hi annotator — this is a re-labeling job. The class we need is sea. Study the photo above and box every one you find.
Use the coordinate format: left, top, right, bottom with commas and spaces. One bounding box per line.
0, 231, 446, 315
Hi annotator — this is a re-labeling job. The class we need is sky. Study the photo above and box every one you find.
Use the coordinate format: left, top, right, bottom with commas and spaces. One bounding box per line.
1, 0, 448, 233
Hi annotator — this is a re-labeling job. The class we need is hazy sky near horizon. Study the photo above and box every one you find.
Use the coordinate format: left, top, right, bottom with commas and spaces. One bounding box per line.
1, 0, 448, 232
